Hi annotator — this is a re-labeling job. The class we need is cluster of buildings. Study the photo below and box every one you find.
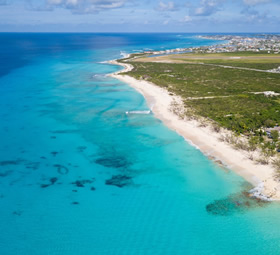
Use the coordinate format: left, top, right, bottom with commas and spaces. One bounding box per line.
196, 35, 280, 54
143, 34, 280, 55
143, 48, 189, 55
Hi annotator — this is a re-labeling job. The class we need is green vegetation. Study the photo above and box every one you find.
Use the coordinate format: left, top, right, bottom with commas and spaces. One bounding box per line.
181, 61, 280, 71
170, 52, 280, 70
123, 53, 280, 135
271, 130, 279, 142
272, 157, 280, 178
184, 95, 280, 133
124, 63, 280, 97
121, 52, 280, 159
131, 51, 280, 70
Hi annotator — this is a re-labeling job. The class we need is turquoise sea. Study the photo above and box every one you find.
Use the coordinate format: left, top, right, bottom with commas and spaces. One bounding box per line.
0, 33, 280, 254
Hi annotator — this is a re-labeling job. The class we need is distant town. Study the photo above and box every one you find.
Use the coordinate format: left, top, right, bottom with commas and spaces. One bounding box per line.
144, 34, 280, 55
142, 34, 280, 73
197, 34, 280, 54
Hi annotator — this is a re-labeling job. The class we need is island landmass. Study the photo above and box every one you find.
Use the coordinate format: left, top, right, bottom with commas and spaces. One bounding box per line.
109, 34, 280, 200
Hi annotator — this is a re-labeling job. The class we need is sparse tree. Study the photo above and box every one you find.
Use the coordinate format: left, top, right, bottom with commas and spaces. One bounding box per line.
271, 130, 279, 142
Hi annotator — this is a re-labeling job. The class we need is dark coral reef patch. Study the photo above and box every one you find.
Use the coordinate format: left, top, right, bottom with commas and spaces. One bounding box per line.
0, 159, 23, 166
105, 175, 133, 188
95, 155, 130, 169
0, 170, 13, 177
25, 162, 40, 170
54, 164, 69, 175
206, 191, 268, 216
71, 178, 95, 188
40, 177, 58, 188
77, 146, 87, 153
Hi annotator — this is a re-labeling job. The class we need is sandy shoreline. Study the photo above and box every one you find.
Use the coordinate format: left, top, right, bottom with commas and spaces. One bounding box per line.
108, 60, 280, 201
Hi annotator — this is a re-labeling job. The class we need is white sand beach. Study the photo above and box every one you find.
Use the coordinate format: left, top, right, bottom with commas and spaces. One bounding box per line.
109, 60, 280, 201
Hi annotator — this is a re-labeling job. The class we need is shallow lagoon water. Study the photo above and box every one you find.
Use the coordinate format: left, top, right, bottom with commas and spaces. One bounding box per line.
0, 33, 280, 254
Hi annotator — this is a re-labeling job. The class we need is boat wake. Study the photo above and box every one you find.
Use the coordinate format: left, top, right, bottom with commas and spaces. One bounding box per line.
125, 110, 152, 115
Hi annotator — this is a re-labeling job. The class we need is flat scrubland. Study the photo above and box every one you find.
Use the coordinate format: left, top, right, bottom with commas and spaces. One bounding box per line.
120, 52, 280, 172
123, 52, 280, 134
133, 51, 280, 70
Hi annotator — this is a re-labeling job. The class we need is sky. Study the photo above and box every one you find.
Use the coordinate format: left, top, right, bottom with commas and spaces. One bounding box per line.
0, 0, 279, 32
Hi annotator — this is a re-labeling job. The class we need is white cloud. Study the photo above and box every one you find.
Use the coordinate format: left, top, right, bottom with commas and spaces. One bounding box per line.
193, 0, 224, 16
156, 1, 178, 12
183, 15, 192, 22
243, 0, 270, 6
163, 19, 169, 25
44, 0, 127, 13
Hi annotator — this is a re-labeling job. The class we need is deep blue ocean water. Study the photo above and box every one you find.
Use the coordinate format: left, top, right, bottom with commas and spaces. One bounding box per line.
0, 33, 280, 255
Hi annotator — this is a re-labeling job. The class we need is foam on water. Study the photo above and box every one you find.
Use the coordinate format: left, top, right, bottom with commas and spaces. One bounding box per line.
125, 110, 152, 115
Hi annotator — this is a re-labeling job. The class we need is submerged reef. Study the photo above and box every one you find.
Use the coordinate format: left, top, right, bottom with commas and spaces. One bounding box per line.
77, 146, 87, 153
0, 159, 42, 182
53, 164, 69, 175
206, 191, 268, 216
40, 177, 58, 188
51, 129, 79, 134
0, 159, 24, 166
95, 155, 131, 169
105, 175, 133, 188
0, 170, 13, 177
51, 152, 59, 157
71, 178, 95, 188
25, 162, 40, 170
13, 210, 23, 216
